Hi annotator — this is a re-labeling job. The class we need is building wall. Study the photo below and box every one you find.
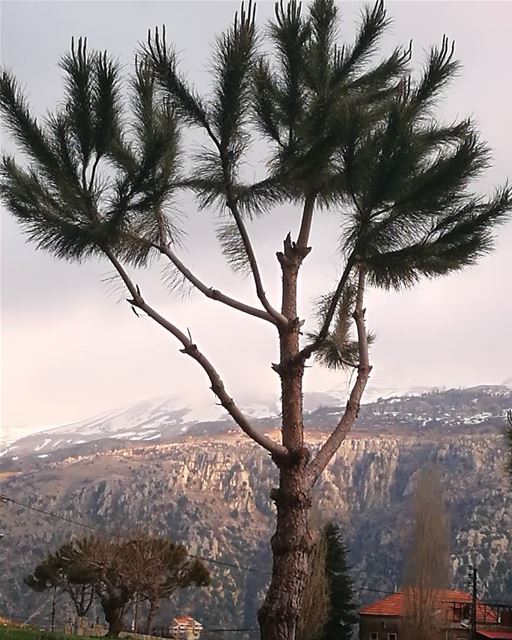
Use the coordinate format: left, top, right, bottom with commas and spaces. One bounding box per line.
359, 615, 401, 640
359, 616, 471, 640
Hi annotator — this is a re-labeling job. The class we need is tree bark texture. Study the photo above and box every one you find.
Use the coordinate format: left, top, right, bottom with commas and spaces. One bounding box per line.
258, 241, 371, 640
146, 599, 157, 635
258, 459, 314, 640
258, 236, 314, 640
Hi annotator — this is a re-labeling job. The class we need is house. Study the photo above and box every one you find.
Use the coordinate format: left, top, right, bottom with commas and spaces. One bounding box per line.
475, 631, 512, 640
169, 616, 203, 640
359, 589, 499, 640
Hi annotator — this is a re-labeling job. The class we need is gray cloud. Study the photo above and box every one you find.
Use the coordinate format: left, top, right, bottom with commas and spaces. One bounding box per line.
1, 1, 511, 435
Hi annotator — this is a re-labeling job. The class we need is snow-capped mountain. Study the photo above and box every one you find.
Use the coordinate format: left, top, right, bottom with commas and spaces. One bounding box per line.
2, 384, 510, 460
0, 394, 281, 459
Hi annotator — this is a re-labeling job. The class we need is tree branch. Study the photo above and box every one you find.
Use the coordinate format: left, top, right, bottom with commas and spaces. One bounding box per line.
307, 265, 372, 486
87, 154, 101, 193
296, 253, 356, 363
296, 193, 316, 251
103, 249, 288, 459
157, 243, 280, 326
227, 199, 289, 328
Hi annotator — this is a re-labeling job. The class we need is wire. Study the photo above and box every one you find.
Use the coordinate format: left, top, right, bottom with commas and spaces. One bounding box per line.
0, 495, 412, 588
356, 586, 396, 595
0, 610, 259, 634
0, 493, 269, 576
1, 495, 96, 530
1, 495, 454, 597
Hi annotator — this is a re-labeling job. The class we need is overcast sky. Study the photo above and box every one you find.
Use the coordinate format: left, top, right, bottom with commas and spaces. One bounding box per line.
1, 1, 511, 439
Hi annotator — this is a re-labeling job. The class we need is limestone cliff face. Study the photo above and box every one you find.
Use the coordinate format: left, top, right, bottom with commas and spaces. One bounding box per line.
1, 431, 511, 629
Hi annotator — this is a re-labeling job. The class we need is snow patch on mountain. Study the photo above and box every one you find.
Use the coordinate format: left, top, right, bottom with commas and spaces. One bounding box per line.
3, 383, 510, 459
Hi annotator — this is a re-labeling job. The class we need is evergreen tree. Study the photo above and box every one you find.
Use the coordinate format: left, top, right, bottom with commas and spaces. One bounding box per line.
322, 522, 357, 640
2, 2, 511, 639
25, 544, 96, 623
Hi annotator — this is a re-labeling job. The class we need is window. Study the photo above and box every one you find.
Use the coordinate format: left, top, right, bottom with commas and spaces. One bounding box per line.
370, 634, 379, 640
387, 635, 397, 640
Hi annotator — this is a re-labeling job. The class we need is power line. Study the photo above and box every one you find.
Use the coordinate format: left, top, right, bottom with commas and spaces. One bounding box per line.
85, 456, 401, 588
0, 610, 258, 634
356, 586, 395, 595
0, 493, 268, 575
0, 495, 423, 595
1, 495, 96, 530
1, 494, 407, 589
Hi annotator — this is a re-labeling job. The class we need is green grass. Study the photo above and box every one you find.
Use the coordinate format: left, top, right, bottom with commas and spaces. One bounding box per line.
0, 629, 99, 640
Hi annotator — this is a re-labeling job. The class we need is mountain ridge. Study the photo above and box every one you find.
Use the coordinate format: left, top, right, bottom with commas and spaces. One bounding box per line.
0, 385, 512, 459
2, 384, 511, 461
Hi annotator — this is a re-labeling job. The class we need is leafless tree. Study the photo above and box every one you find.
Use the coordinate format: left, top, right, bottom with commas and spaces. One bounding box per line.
297, 525, 330, 640
125, 535, 210, 634
402, 467, 451, 640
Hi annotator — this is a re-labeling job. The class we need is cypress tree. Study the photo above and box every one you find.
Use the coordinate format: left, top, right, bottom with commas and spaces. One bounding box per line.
322, 522, 357, 640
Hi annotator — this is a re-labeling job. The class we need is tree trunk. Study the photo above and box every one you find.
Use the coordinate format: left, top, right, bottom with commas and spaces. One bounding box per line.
258, 235, 313, 640
104, 605, 124, 638
258, 460, 313, 640
146, 599, 157, 635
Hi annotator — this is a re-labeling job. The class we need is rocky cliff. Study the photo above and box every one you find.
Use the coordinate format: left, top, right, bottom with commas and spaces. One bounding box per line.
0, 387, 511, 630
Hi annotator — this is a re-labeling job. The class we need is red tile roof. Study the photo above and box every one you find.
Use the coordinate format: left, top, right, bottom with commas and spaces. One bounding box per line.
360, 589, 497, 624
360, 592, 405, 617
173, 616, 195, 624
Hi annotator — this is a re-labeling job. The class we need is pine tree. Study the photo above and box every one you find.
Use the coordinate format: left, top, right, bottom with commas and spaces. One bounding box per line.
25, 544, 96, 623
2, 2, 511, 639
322, 522, 357, 640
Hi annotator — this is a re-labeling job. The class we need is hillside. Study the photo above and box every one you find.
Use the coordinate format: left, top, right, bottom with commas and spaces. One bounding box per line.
0, 386, 511, 629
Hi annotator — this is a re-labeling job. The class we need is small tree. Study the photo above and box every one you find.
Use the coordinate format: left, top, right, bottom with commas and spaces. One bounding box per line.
125, 535, 210, 634
2, 1, 511, 638
321, 522, 357, 640
25, 545, 96, 627
402, 468, 451, 640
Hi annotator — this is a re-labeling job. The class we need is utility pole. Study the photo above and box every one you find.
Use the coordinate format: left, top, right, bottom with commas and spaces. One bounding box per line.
51, 586, 57, 633
468, 566, 478, 640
